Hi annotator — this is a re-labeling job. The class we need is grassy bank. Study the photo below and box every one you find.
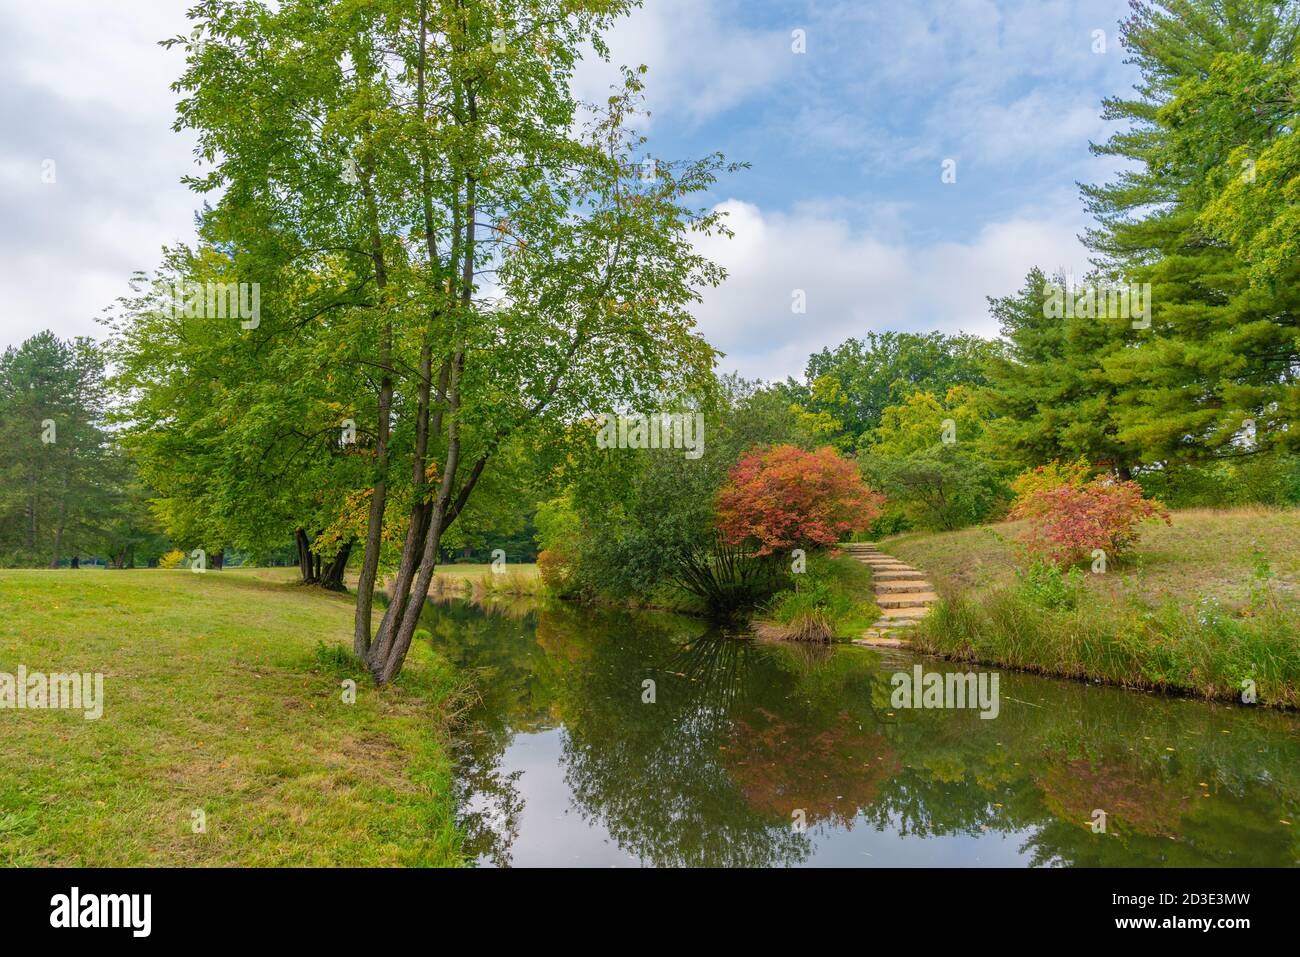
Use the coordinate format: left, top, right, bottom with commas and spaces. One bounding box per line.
427, 562, 543, 600
0, 568, 465, 866
754, 553, 880, 641
883, 507, 1300, 707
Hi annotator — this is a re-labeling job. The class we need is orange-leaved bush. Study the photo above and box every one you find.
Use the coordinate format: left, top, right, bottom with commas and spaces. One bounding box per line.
1009, 456, 1094, 514
1011, 476, 1170, 567
715, 444, 885, 555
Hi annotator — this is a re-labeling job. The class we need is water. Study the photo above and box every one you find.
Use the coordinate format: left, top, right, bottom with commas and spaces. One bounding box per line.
426, 598, 1300, 867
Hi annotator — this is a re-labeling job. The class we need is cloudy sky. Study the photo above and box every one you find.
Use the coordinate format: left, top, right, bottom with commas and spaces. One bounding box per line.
0, 0, 1137, 382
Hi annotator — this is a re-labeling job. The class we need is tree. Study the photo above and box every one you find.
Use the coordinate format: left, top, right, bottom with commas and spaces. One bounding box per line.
1080, 0, 1300, 463
167, 0, 738, 682
980, 268, 1138, 476
716, 445, 884, 556
860, 387, 1009, 531
789, 331, 1000, 449
0, 332, 121, 566
107, 246, 371, 582
541, 374, 816, 603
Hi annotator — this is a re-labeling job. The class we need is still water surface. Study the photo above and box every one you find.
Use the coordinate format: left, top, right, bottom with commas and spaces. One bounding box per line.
423, 598, 1300, 867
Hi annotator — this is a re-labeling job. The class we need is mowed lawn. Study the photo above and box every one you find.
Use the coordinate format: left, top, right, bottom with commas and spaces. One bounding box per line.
0, 568, 465, 866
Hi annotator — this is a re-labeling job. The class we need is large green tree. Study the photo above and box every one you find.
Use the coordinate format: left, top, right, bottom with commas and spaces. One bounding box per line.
166, 0, 736, 682
0, 332, 124, 566
788, 331, 999, 449
1081, 0, 1300, 463
981, 268, 1137, 476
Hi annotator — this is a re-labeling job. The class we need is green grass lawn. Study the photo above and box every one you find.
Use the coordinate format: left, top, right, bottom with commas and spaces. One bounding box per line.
885, 506, 1300, 609
880, 507, 1300, 706
0, 568, 465, 866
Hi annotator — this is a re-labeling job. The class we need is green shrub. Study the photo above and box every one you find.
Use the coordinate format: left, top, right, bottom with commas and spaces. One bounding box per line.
1014, 560, 1086, 610
758, 552, 878, 641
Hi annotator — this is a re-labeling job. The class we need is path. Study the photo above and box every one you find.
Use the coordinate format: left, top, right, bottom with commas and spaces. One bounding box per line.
840, 542, 936, 648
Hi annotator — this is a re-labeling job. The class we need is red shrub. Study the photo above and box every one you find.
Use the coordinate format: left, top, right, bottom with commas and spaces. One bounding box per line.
1011, 477, 1170, 567
716, 445, 885, 555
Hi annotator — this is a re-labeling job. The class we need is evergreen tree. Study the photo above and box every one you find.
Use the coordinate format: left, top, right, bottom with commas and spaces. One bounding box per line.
1081, 0, 1300, 462
0, 332, 121, 566
980, 269, 1137, 476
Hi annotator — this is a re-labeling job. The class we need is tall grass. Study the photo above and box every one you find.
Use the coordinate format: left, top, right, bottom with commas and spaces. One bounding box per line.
755, 553, 879, 642
425, 566, 546, 600
887, 506, 1300, 707
669, 533, 785, 616
911, 584, 1300, 708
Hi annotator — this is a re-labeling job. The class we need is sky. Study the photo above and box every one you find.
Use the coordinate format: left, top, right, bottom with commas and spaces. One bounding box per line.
0, 0, 1138, 382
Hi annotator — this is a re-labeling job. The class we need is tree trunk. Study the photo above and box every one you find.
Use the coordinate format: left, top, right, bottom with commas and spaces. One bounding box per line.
370, 346, 442, 657
369, 188, 472, 681
352, 171, 394, 659
48, 497, 67, 568
296, 528, 317, 583
320, 539, 353, 592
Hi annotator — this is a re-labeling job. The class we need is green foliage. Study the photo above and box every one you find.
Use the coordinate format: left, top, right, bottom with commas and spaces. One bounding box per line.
1014, 561, 1086, 611
760, 553, 878, 641
0, 332, 144, 566
859, 387, 1009, 532
980, 268, 1135, 475
1134, 456, 1300, 509
553, 377, 814, 603
1079, 1, 1299, 463
788, 331, 1000, 449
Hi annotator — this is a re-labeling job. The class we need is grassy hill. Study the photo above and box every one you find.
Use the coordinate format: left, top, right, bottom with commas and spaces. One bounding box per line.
880, 507, 1300, 707
0, 568, 464, 866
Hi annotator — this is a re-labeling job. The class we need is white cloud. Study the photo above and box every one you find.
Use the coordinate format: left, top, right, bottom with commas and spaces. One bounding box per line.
0, 1, 197, 347
789, 0, 1134, 173
573, 0, 793, 126
694, 196, 1091, 382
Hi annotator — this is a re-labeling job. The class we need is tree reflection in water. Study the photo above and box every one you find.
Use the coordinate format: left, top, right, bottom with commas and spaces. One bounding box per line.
429, 597, 1300, 867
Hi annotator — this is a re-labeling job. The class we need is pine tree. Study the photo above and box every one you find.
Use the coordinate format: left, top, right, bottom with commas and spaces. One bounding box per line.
1081, 0, 1300, 462
980, 268, 1137, 475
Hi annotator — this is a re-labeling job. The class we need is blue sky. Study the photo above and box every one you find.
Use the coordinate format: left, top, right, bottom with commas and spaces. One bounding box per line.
0, 0, 1139, 381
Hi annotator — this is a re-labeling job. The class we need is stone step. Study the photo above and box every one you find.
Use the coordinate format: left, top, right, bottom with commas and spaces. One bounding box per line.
877, 592, 938, 608
874, 580, 933, 593
852, 636, 908, 649
873, 571, 926, 581
870, 618, 917, 630
879, 606, 930, 620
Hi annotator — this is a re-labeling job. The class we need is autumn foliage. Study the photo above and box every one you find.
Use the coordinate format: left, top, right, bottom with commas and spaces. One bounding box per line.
1008, 457, 1094, 511
715, 445, 885, 555
1011, 477, 1170, 567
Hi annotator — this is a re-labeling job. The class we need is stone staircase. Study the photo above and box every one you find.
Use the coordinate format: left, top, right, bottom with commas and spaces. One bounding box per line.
839, 542, 936, 648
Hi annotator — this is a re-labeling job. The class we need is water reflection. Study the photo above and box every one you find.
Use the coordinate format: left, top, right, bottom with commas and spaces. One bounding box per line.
426, 597, 1300, 867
